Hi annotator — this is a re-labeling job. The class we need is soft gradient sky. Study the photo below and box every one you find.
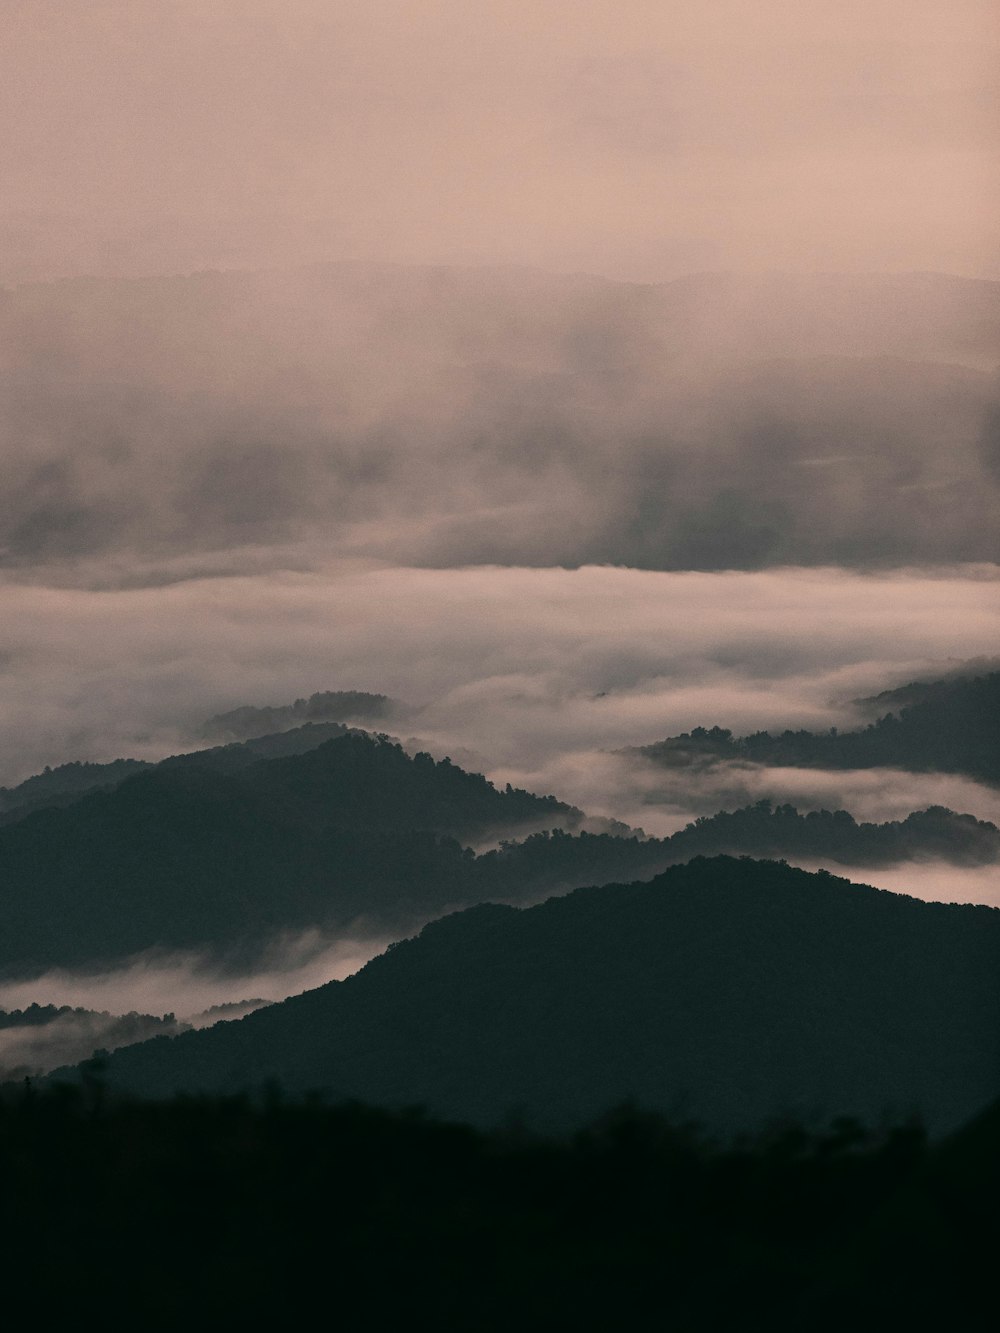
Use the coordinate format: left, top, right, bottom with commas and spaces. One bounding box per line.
2, 0, 998, 282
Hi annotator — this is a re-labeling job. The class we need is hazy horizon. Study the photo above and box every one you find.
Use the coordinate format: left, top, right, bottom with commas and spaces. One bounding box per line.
2, 1, 997, 285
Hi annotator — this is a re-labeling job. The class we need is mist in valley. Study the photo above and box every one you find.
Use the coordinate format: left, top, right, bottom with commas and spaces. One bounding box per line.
0, 0, 997, 1186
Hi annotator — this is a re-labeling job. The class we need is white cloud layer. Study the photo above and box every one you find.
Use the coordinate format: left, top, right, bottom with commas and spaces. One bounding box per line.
1, 562, 996, 830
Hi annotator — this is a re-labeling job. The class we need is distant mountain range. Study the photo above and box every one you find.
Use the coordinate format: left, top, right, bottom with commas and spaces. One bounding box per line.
0, 732, 579, 973
0, 721, 994, 977
0, 719, 356, 824
5, 664, 996, 828
633, 671, 1000, 787
57, 857, 1000, 1135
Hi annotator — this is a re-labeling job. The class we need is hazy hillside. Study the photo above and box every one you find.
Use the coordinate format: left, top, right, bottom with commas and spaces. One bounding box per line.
0, 709, 992, 977
199, 689, 396, 742
478, 803, 1000, 895
0, 756, 154, 824
71, 858, 1000, 1135
0, 720, 353, 825
0, 1004, 186, 1081
658, 801, 1000, 867
0, 733, 580, 972
635, 671, 1000, 786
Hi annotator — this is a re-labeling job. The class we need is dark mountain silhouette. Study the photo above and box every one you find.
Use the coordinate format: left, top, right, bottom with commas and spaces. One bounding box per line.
476, 802, 999, 902
0, 708, 991, 975
64, 858, 1000, 1135
235, 731, 578, 837
0, 756, 154, 823
0, 719, 354, 825
0, 732, 581, 973
659, 800, 1000, 867
199, 689, 396, 742
0, 707, 992, 976
634, 670, 1000, 786
853, 658, 1000, 714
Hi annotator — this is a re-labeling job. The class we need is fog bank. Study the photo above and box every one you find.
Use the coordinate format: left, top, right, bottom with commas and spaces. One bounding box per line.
2, 267, 997, 579
1, 560, 995, 793
0, 932, 386, 1024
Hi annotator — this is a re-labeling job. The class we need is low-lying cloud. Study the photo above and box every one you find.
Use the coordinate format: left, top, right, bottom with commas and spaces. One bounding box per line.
0, 931, 387, 1024
1, 562, 996, 790
0, 1008, 186, 1081
490, 752, 1000, 841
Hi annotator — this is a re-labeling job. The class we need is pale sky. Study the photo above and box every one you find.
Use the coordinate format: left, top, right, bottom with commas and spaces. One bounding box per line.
2, 0, 998, 282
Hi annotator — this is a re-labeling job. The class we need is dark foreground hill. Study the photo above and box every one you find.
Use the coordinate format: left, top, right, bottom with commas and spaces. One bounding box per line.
2, 1086, 995, 1331
634, 670, 1000, 786
65, 858, 1000, 1135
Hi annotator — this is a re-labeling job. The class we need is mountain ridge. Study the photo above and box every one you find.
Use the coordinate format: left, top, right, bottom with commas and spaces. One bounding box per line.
54, 856, 1000, 1136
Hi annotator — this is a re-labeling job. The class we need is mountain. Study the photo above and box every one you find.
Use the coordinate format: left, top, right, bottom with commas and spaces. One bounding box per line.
633, 671, 1000, 786
0, 720, 354, 825
0, 706, 991, 975
199, 690, 396, 742
0, 732, 581, 973
478, 803, 1000, 897
853, 658, 1000, 714
651, 801, 1000, 867
0, 756, 154, 824
65, 858, 1000, 1135
233, 731, 578, 837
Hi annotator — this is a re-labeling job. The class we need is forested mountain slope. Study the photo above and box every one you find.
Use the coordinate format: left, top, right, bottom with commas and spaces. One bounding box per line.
0, 720, 353, 825
0, 733, 579, 972
0, 720, 991, 974
69, 858, 1000, 1135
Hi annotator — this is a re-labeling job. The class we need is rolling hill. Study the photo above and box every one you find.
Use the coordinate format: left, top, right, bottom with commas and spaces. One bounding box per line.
64, 857, 1000, 1135
0, 715, 992, 977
